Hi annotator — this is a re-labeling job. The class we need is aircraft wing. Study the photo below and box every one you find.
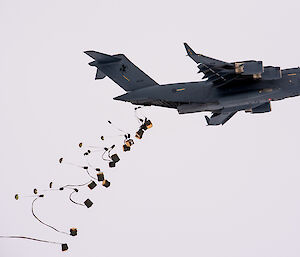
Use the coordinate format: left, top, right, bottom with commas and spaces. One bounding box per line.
184, 43, 230, 67
184, 43, 235, 85
204, 101, 271, 126
184, 43, 280, 87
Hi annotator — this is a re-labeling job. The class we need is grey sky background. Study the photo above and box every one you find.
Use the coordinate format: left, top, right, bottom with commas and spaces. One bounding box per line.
1, 0, 300, 256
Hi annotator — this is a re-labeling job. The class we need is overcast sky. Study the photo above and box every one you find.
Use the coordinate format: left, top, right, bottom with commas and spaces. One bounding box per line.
1, 0, 300, 256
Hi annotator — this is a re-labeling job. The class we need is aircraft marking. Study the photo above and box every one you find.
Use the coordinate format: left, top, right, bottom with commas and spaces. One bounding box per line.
122, 75, 130, 81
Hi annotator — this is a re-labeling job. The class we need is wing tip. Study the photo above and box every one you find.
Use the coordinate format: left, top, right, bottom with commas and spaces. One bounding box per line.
183, 42, 196, 56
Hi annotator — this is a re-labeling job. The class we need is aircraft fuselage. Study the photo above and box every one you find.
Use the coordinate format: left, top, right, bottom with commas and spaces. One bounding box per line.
114, 68, 300, 114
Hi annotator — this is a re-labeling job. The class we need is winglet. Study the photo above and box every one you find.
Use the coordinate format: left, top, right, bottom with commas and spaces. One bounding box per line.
184, 43, 202, 64
184, 43, 197, 56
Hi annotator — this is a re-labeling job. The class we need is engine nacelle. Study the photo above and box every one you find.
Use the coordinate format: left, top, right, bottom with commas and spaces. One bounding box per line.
235, 61, 263, 75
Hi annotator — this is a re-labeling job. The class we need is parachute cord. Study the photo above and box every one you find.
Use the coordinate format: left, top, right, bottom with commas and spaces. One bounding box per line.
104, 134, 126, 138
102, 146, 115, 161
61, 158, 82, 168
107, 120, 128, 135
101, 148, 111, 162
31, 198, 69, 236
134, 107, 145, 124
41, 180, 92, 192
86, 145, 102, 149
68, 190, 85, 207
18, 194, 40, 198
85, 168, 97, 181
107, 148, 113, 160
0, 236, 62, 245
89, 149, 103, 153
60, 159, 97, 175
83, 154, 100, 180
99, 134, 126, 141
62, 180, 92, 189
61, 161, 83, 169
83, 134, 124, 149
40, 189, 59, 192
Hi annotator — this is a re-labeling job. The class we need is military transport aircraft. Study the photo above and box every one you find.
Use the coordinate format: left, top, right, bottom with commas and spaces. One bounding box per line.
85, 44, 300, 125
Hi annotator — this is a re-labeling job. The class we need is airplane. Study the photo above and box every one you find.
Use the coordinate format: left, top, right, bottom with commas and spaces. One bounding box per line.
85, 44, 300, 126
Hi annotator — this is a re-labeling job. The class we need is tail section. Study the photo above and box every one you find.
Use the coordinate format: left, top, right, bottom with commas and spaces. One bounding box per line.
85, 51, 158, 92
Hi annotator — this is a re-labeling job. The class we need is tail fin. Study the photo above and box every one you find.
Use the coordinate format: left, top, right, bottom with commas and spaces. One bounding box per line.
85, 51, 158, 92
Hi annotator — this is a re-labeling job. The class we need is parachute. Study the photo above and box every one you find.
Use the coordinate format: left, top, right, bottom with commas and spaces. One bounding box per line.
3, 107, 153, 252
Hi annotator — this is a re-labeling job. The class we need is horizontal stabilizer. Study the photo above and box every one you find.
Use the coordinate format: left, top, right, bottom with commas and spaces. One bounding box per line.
85, 51, 159, 91
84, 51, 121, 64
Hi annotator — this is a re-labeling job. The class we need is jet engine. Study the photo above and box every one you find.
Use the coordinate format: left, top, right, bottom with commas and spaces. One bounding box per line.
235, 61, 263, 76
